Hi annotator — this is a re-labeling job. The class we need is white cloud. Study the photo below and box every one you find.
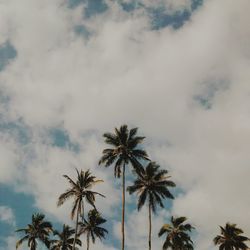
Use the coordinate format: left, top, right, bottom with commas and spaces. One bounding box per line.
0, 133, 20, 184
0, 206, 15, 226
0, 236, 24, 250
0, 0, 250, 249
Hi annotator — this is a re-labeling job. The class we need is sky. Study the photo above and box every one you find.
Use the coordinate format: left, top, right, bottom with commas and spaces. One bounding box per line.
0, 0, 250, 249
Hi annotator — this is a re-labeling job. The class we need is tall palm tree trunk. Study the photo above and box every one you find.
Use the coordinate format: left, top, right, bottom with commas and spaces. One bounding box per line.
82, 201, 85, 220
31, 244, 35, 250
148, 203, 152, 250
73, 206, 80, 250
87, 233, 90, 250
121, 163, 126, 250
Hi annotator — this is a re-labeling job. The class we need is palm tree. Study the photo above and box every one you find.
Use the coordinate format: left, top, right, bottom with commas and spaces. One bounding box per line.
78, 209, 108, 250
213, 223, 249, 250
16, 213, 53, 250
50, 224, 82, 250
99, 125, 149, 250
158, 216, 194, 250
57, 169, 104, 250
127, 161, 175, 250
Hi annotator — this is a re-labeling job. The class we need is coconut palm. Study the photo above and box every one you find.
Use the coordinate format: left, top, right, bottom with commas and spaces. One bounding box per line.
50, 224, 82, 250
213, 223, 249, 250
99, 125, 149, 250
127, 161, 175, 250
16, 213, 53, 250
158, 216, 194, 250
78, 209, 108, 250
57, 169, 104, 250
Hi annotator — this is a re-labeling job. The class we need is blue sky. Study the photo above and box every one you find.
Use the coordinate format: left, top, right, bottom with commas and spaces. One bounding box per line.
0, 0, 250, 249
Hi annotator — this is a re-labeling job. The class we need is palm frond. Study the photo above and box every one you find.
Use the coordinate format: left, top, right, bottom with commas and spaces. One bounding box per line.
127, 184, 141, 194
128, 127, 138, 140
129, 157, 145, 176
131, 149, 149, 160
90, 191, 106, 198
103, 132, 119, 146
16, 235, 29, 249
114, 162, 122, 178
159, 224, 172, 236
15, 228, 28, 233
152, 191, 164, 210
114, 157, 123, 178
63, 174, 78, 188
57, 189, 75, 207
71, 199, 80, 220
128, 136, 146, 148
138, 189, 147, 210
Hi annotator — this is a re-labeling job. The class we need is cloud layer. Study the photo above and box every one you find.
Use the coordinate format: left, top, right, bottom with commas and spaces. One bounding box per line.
0, 0, 250, 249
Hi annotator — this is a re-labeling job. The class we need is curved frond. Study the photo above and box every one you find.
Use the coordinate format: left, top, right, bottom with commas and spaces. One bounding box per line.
71, 199, 80, 220
127, 183, 141, 194
103, 132, 119, 146
137, 189, 147, 210
159, 224, 172, 237
173, 217, 187, 227
16, 235, 29, 249
63, 175, 78, 188
128, 127, 138, 140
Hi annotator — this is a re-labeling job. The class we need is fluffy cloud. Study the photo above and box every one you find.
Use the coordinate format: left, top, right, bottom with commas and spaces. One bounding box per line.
0, 207, 19, 250
0, 133, 20, 184
0, 206, 15, 226
0, 236, 23, 250
0, 0, 250, 249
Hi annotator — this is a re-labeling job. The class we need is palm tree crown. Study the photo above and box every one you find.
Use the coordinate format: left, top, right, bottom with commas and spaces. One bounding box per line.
213, 223, 249, 250
158, 216, 194, 250
57, 169, 104, 219
127, 161, 175, 212
99, 125, 149, 177
16, 213, 53, 250
78, 209, 108, 250
57, 168, 104, 250
50, 224, 82, 250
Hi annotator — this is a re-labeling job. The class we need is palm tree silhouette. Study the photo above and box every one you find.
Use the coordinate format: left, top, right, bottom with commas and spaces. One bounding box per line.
16, 213, 53, 250
127, 161, 175, 250
50, 224, 82, 250
213, 223, 249, 250
158, 216, 194, 250
78, 209, 108, 250
99, 125, 149, 250
57, 169, 104, 250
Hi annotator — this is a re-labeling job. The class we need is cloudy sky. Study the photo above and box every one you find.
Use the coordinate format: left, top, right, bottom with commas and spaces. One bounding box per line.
0, 0, 250, 249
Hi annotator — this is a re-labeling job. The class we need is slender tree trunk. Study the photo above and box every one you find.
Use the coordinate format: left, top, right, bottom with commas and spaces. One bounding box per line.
121, 163, 126, 250
87, 233, 90, 250
82, 201, 85, 220
148, 203, 152, 250
73, 205, 80, 250
31, 240, 36, 250
31, 243, 35, 250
